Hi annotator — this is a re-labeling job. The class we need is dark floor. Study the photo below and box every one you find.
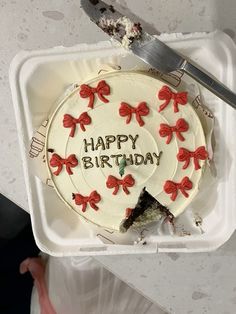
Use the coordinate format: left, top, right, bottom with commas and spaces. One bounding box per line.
0, 194, 40, 314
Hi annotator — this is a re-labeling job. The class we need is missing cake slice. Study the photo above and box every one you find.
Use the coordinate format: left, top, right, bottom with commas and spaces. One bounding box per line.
120, 188, 174, 232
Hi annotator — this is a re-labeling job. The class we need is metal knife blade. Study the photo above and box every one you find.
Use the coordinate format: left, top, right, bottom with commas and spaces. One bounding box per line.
81, 0, 236, 109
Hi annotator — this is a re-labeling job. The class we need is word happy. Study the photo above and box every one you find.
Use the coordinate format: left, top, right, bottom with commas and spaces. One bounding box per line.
81, 134, 162, 169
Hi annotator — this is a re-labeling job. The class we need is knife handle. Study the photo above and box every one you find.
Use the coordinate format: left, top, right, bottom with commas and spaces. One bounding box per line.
182, 61, 236, 110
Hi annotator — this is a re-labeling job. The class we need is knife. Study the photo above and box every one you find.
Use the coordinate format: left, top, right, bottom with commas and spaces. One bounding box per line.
81, 0, 236, 110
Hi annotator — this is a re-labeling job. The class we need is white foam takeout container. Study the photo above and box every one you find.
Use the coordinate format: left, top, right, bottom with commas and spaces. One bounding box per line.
9, 31, 236, 255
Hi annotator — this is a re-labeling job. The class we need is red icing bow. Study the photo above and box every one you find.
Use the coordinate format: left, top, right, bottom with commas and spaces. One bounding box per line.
119, 102, 150, 127
49, 153, 78, 176
63, 112, 91, 137
73, 191, 101, 212
177, 146, 208, 170
159, 118, 189, 144
106, 174, 135, 195
125, 208, 134, 218
158, 85, 188, 113
79, 80, 110, 109
164, 176, 193, 201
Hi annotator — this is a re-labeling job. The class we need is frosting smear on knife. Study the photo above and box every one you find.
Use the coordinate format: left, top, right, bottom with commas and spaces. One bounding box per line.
98, 16, 143, 49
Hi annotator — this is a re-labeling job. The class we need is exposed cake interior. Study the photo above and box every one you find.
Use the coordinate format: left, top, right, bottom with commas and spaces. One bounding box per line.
120, 188, 174, 233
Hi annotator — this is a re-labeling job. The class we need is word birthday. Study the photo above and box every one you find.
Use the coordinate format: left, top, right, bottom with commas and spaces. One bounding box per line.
81, 134, 162, 169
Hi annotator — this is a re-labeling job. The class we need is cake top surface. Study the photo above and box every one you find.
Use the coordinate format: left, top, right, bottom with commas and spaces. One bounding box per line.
46, 71, 207, 231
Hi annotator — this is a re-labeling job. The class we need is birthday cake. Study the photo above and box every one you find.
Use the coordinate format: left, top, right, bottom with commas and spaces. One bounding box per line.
46, 71, 208, 232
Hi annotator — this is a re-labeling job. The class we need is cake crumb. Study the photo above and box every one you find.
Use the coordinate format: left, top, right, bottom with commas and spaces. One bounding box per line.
47, 148, 54, 153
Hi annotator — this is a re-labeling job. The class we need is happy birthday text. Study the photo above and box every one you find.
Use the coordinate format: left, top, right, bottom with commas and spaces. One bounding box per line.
81, 134, 162, 169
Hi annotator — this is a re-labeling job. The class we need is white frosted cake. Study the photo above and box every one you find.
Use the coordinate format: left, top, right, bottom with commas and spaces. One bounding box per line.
46, 71, 208, 232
